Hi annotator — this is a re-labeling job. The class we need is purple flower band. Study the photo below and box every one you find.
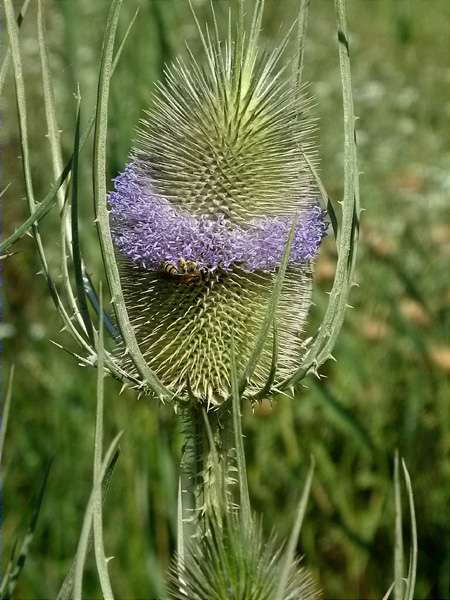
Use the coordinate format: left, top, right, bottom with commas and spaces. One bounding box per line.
108, 163, 327, 273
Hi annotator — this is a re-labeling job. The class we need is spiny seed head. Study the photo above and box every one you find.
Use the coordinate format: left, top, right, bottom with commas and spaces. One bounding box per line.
109, 4, 327, 405
168, 513, 321, 600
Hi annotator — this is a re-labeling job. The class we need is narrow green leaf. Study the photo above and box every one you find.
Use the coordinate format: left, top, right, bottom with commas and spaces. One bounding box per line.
0, 543, 16, 600
0, 160, 71, 255
4, 0, 71, 300
394, 451, 404, 600
0, 365, 14, 465
230, 336, 251, 528
111, 7, 139, 75
59, 165, 90, 339
71, 106, 95, 345
40, 0, 123, 349
83, 271, 120, 340
302, 150, 339, 239
275, 456, 315, 600
3, 0, 142, 392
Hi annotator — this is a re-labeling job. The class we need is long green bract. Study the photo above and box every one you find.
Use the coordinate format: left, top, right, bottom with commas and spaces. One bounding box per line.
284, 0, 360, 388
92, 0, 172, 401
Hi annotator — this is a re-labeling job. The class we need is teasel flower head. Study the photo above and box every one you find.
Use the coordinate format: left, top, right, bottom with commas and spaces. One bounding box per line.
168, 512, 321, 600
108, 2, 328, 406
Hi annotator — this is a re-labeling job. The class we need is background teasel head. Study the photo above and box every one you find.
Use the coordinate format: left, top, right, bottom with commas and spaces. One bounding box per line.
108, 1, 328, 406
168, 511, 321, 600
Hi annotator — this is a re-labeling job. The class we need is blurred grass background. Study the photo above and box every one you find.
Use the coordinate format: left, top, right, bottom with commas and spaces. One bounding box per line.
1, 0, 449, 598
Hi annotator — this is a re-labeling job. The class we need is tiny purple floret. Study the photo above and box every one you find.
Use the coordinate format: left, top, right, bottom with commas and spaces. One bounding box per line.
108, 163, 327, 272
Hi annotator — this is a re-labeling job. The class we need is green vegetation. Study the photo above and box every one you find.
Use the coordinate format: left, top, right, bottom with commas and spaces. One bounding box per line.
1, 0, 448, 598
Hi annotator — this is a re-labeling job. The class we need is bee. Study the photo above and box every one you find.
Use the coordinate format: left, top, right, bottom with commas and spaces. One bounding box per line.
160, 258, 205, 284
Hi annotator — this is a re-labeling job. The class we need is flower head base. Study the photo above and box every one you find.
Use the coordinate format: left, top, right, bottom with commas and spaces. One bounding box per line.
109, 5, 328, 405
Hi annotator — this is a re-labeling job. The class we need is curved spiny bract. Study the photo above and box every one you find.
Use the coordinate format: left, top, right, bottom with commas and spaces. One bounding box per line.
168, 513, 321, 600
109, 5, 326, 406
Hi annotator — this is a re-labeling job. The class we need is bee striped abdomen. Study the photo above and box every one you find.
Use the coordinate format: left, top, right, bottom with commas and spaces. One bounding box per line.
161, 261, 179, 277
160, 259, 208, 284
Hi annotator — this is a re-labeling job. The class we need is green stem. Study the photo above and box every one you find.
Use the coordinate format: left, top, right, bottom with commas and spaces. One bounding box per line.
179, 405, 234, 551
179, 408, 202, 547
